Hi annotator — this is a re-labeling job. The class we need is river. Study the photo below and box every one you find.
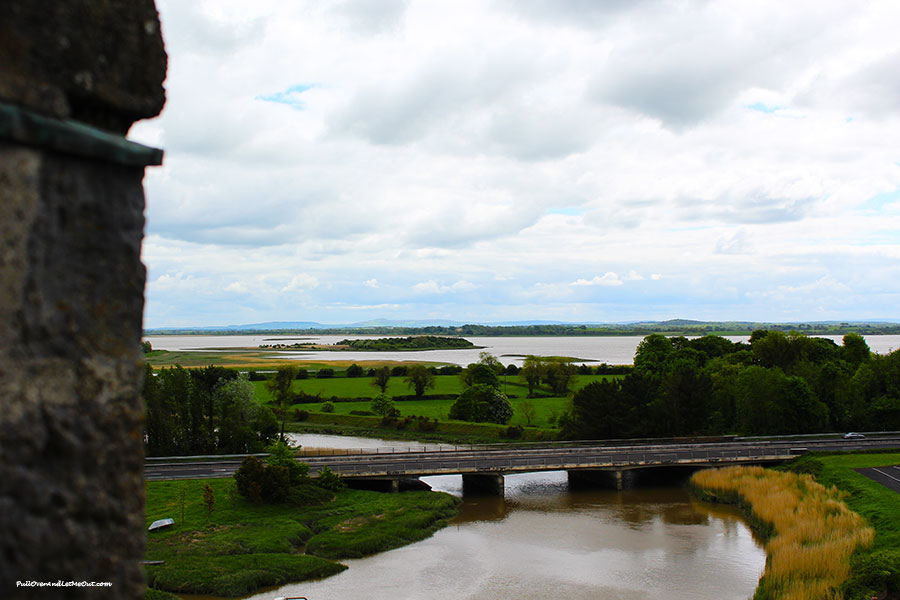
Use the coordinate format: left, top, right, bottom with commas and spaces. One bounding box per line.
145, 333, 900, 367
228, 433, 766, 600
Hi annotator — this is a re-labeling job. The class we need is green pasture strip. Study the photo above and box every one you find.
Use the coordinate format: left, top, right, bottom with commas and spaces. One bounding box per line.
253, 373, 619, 404
299, 412, 559, 442
253, 374, 467, 401
145, 478, 458, 597
782, 452, 900, 599
296, 395, 568, 428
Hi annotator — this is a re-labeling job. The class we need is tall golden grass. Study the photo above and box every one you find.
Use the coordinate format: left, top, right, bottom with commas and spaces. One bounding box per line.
691, 466, 874, 600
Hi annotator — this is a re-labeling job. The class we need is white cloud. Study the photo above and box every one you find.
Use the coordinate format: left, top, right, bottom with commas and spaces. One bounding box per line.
281, 274, 319, 292
412, 280, 477, 294
130, 0, 900, 326
571, 273, 625, 287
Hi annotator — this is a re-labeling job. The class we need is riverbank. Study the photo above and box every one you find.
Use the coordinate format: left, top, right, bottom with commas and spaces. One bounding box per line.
692, 452, 900, 600
144, 478, 460, 597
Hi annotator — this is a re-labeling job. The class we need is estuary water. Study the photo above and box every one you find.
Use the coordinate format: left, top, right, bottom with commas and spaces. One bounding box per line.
232, 433, 767, 600
145, 333, 900, 367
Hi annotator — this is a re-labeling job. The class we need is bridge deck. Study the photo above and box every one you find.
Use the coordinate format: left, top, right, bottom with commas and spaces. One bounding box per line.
144, 437, 899, 481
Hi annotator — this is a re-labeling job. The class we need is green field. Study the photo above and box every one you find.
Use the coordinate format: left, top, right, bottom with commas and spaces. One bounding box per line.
144, 478, 459, 597
254, 374, 620, 430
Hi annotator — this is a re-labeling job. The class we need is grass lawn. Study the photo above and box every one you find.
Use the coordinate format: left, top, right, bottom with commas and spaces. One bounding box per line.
145, 478, 459, 597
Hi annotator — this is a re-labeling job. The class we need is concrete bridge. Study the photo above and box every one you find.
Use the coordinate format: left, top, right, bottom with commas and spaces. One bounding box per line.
145, 435, 900, 495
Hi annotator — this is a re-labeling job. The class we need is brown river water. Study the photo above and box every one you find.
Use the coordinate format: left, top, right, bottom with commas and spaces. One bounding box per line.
178, 434, 766, 600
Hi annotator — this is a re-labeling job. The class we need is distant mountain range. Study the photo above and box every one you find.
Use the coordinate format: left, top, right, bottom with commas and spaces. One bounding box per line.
144, 318, 900, 335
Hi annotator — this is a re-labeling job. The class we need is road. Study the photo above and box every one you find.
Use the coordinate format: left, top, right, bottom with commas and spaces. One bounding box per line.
144, 436, 900, 481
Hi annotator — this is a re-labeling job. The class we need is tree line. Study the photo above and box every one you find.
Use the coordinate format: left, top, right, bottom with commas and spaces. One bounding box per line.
142, 364, 279, 456
562, 332, 900, 439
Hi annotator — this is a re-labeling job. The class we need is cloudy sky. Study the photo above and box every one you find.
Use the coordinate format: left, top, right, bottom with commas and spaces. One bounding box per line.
131, 0, 900, 328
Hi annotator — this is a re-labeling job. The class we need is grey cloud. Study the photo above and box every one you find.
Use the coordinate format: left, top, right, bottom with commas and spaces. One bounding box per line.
591, 57, 746, 128
803, 49, 900, 118
679, 191, 818, 225
330, 47, 548, 145
158, 0, 266, 55
484, 106, 596, 160
330, 0, 408, 35
502, 0, 651, 28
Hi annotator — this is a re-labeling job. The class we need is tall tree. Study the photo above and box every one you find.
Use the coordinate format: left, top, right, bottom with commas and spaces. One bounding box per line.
266, 365, 296, 441
519, 356, 544, 397
371, 366, 391, 394
405, 364, 435, 398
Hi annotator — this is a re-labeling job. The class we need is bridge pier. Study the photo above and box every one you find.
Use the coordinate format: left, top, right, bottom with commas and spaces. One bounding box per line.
568, 468, 630, 491
463, 473, 505, 496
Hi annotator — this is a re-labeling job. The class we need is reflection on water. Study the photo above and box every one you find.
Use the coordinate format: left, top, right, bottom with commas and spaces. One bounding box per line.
146, 333, 900, 367
236, 470, 765, 600
285, 432, 461, 455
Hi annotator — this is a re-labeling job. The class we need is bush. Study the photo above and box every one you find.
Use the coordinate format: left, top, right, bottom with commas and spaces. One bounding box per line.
316, 466, 346, 491
505, 425, 524, 439
295, 369, 309, 380
349, 410, 375, 416
321, 401, 335, 413
316, 368, 335, 379
247, 371, 266, 382
391, 366, 408, 377
449, 384, 513, 424
234, 457, 266, 498
346, 364, 365, 378
416, 416, 438, 431
380, 407, 401, 426
293, 409, 310, 421
370, 394, 395, 417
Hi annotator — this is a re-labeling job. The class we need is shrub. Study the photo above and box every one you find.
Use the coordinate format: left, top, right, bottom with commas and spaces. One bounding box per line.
370, 394, 395, 417
295, 369, 309, 380
449, 384, 513, 424
293, 409, 310, 421
321, 401, 335, 413
247, 371, 266, 382
202, 483, 215, 518
260, 465, 291, 503
380, 407, 401, 426
346, 364, 365, 378
416, 416, 438, 431
349, 410, 375, 416
390, 365, 408, 377
504, 425, 523, 439
316, 368, 335, 379
234, 457, 267, 499
265, 440, 310, 485
316, 466, 346, 491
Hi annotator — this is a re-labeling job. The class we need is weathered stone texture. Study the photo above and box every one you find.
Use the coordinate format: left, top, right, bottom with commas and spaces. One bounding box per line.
0, 146, 149, 598
0, 0, 167, 133
0, 1, 166, 597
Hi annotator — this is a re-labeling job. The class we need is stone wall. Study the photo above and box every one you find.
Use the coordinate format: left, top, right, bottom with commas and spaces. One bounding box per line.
0, 1, 166, 598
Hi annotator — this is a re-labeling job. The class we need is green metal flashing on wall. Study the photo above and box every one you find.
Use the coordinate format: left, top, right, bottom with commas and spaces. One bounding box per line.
0, 101, 163, 167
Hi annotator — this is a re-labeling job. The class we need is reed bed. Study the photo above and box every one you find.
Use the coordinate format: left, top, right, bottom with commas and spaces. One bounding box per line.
691, 465, 874, 600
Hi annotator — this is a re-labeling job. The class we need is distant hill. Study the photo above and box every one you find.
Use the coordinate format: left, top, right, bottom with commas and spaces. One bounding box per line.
144, 319, 900, 336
